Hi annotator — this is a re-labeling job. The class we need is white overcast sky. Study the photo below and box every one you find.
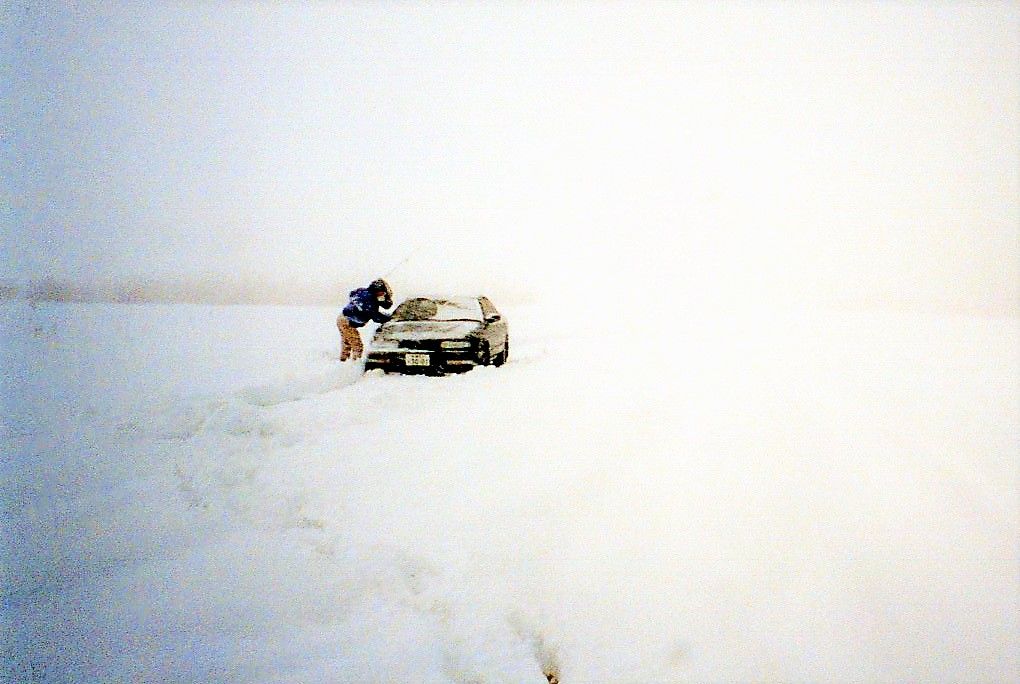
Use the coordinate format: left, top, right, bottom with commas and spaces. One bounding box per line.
3, 1, 1018, 311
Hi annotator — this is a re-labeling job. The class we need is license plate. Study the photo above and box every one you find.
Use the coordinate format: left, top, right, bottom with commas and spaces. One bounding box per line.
404, 353, 430, 366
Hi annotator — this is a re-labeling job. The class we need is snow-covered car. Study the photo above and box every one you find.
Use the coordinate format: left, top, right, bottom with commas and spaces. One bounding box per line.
365, 296, 509, 374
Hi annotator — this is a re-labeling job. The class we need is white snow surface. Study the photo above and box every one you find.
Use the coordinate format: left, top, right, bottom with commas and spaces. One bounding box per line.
2, 301, 1018, 682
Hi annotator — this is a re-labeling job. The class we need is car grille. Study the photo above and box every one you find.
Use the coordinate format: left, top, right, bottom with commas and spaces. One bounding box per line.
398, 339, 431, 350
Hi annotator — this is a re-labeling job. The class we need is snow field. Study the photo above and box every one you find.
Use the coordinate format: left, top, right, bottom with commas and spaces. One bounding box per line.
2, 301, 1017, 682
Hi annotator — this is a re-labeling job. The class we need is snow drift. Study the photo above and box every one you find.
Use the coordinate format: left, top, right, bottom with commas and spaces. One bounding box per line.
2, 300, 1017, 682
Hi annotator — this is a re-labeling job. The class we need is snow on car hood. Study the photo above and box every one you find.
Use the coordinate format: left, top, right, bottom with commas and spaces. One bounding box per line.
378, 320, 481, 341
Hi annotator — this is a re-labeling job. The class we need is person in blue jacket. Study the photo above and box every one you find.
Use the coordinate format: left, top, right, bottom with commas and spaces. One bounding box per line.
338, 278, 394, 361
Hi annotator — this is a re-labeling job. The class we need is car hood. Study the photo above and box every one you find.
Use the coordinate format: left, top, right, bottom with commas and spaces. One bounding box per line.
378, 320, 481, 341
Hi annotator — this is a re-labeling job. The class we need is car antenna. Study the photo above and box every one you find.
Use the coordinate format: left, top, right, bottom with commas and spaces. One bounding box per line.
381, 243, 422, 279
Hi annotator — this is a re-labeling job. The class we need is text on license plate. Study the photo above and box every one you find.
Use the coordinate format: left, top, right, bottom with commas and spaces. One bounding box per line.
405, 353, 430, 366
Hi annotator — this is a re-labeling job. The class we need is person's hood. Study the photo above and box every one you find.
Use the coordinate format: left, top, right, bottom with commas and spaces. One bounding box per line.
377, 320, 481, 341
370, 279, 394, 307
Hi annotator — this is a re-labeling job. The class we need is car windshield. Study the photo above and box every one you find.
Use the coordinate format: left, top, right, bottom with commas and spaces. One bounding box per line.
391, 297, 482, 322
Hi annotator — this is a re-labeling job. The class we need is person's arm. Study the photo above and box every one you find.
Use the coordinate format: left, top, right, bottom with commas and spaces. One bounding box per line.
371, 309, 391, 324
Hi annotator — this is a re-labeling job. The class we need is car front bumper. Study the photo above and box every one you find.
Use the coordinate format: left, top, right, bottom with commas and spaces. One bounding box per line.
364, 349, 478, 373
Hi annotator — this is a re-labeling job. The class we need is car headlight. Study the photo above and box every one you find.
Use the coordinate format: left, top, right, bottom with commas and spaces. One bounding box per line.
441, 340, 471, 349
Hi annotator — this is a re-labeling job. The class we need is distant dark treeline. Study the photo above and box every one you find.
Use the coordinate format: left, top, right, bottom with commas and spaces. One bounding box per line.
0, 277, 345, 306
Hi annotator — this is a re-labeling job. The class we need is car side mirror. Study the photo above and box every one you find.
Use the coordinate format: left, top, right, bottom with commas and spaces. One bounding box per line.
485, 314, 501, 323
